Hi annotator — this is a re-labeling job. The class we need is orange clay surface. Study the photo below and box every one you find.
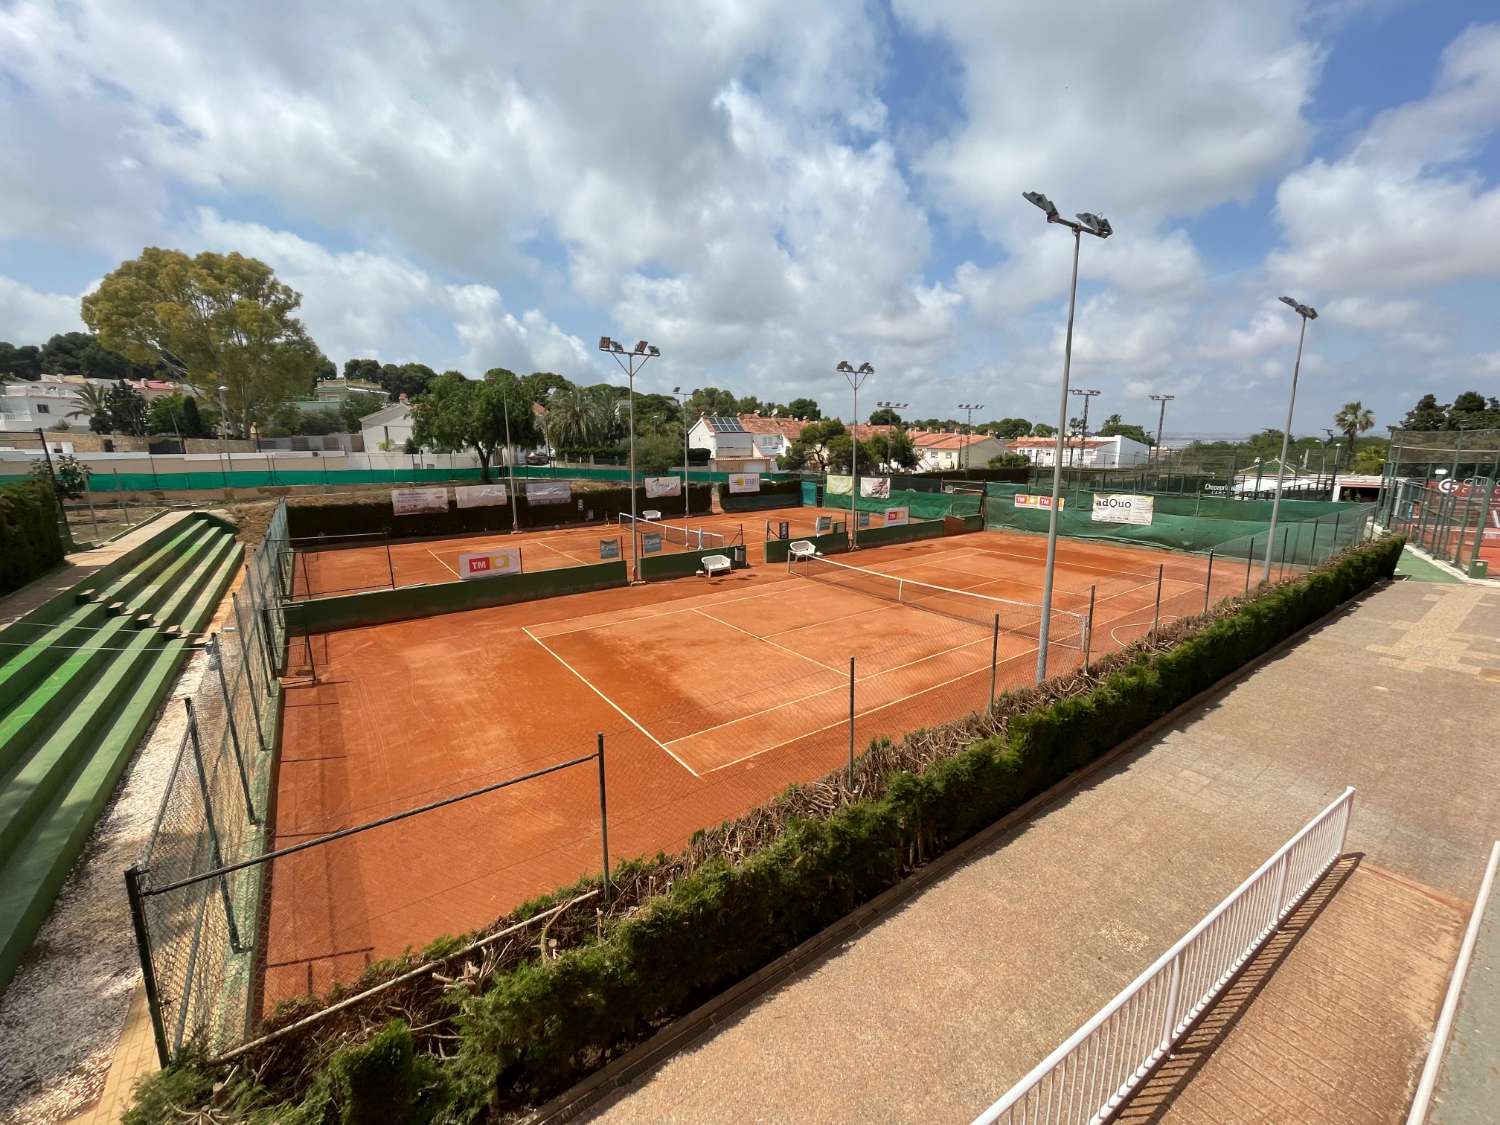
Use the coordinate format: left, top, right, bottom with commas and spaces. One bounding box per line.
288, 504, 852, 596
264, 527, 1247, 1005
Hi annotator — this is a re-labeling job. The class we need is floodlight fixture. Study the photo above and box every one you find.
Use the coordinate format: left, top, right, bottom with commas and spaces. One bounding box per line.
1023, 191, 1059, 221
599, 333, 662, 580
1076, 213, 1113, 238
1261, 295, 1318, 582
1279, 296, 1318, 320
598, 336, 613, 351
836, 360, 854, 373
837, 359, 876, 548
857, 362, 875, 375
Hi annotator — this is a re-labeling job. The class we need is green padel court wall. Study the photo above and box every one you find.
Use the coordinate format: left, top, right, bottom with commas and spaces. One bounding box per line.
983, 482, 1371, 559
853, 520, 947, 549
764, 531, 850, 564
638, 546, 746, 581
286, 561, 629, 634
823, 488, 982, 521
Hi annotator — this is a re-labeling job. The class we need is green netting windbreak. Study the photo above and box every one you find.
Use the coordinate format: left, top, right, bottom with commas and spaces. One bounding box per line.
983, 481, 1372, 557
822, 487, 981, 520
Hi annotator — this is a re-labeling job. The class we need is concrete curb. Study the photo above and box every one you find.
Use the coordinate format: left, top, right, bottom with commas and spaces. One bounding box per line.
525, 578, 1393, 1124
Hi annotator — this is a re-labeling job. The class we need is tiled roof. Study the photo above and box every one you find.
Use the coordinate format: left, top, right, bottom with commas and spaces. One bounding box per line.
911, 431, 994, 449
737, 414, 808, 438
704, 414, 747, 433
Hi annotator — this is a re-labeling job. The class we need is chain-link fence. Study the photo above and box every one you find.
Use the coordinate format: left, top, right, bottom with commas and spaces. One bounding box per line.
1379, 429, 1499, 578
126, 500, 289, 1063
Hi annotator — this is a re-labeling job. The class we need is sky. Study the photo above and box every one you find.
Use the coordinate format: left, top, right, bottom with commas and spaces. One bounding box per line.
2, 0, 1499, 438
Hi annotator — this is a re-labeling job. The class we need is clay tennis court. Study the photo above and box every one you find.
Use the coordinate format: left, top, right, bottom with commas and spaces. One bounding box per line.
263, 528, 1244, 1004
288, 503, 848, 596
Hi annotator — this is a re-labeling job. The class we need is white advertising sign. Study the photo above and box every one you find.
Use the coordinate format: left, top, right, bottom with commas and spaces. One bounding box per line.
825, 474, 853, 496
645, 476, 682, 498
728, 473, 761, 494
457, 547, 523, 579
525, 480, 573, 504
883, 507, 910, 527
391, 487, 449, 516
1091, 493, 1155, 525
454, 484, 509, 508
860, 477, 892, 499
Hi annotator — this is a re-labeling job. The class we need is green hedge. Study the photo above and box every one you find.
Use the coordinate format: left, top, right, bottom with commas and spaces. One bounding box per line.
130, 535, 1403, 1123
286, 483, 715, 542
716, 478, 804, 511
0, 481, 64, 595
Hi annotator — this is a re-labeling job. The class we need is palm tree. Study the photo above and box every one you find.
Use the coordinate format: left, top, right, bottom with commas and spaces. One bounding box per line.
1333, 401, 1375, 464
69, 381, 111, 426
545, 384, 613, 458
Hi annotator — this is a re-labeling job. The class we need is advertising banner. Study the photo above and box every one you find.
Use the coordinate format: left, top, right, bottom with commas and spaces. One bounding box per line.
860, 477, 892, 499
858, 511, 872, 528
825, 474, 853, 496
525, 480, 572, 505
391, 487, 449, 516
645, 476, 682, 498
1013, 493, 1066, 510
457, 547, 523, 580
728, 473, 761, 494
454, 484, 509, 508
599, 538, 621, 560
1092, 493, 1155, 525
642, 532, 663, 554
883, 507, 910, 527
814, 515, 834, 534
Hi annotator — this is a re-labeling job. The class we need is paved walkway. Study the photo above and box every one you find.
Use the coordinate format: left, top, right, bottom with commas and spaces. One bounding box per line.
586, 579, 1500, 1124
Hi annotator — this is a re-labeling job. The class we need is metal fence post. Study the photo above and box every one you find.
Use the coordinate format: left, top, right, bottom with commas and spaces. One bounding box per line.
1159, 954, 1183, 1049
385, 532, 396, 589
1278, 526, 1290, 581
1332, 511, 1341, 552
1203, 550, 1215, 614
1083, 584, 1096, 671
185, 699, 243, 952
229, 599, 268, 753
1152, 564, 1163, 635
125, 865, 172, 1067
597, 733, 610, 907
847, 657, 856, 788
989, 614, 999, 706
1245, 537, 1256, 591
233, 588, 274, 697
212, 637, 258, 825
1453, 484, 1476, 566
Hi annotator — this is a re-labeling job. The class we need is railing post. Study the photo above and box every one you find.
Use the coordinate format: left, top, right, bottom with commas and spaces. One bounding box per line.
1159, 953, 1183, 1049
1245, 537, 1255, 592
989, 613, 999, 706
1152, 564, 1164, 635
125, 865, 172, 1067
1083, 584, 1096, 672
385, 532, 396, 589
1272, 850, 1290, 916
847, 657, 856, 788
230, 593, 270, 751
1203, 550, 1215, 614
597, 733, 610, 907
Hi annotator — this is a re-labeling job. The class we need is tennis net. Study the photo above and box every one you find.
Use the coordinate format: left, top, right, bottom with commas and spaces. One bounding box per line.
788, 551, 1089, 647
618, 513, 728, 549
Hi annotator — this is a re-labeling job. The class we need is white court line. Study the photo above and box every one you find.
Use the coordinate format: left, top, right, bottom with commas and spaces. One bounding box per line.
527, 537, 597, 567
520, 625, 699, 777
527, 581, 793, 638
426, 547, 460, 578
666, 629, 994, 748
692, 608, 842, 672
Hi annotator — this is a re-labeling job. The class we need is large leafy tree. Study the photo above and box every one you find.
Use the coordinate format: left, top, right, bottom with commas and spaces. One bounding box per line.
1332, 401, 1374, 452
81, 248, 322, 436
686, 386, 738, 416
1401, 394, 1449, 431
985, 417, 1033, 440
787, 396, 822, 421
546, 383, 619, 455
1097, 413, 1155, 446
101, 380, 148, 436
0, 343, 43, 379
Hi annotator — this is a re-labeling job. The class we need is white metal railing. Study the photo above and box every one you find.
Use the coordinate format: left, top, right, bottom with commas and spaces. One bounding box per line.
971, 786, 1355, 1125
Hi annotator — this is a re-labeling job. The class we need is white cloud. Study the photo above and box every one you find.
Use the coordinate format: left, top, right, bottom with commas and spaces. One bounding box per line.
0, 276, 84, 341
1268, 24, 1500, 290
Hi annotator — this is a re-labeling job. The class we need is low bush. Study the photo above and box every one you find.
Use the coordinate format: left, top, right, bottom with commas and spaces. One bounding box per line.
132, 535, 1403, 1123
0, 480, 65, 594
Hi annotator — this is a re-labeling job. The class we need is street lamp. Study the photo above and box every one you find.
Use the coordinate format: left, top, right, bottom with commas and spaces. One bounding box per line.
600, 336, 660, 581
1022, 189, 1114, 684
836, 360, 875, 548
877, 400, 908, 471
672, 385, 691, 519
1262, 297, 1317, 583
1067, 388, 1100, 468
1149, 393, 1175, 474
957, 403, 985, 476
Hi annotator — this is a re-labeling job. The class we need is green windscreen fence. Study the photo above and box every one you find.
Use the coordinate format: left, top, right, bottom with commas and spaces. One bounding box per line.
984, 482, 1372, 562
823, 487, 982, 521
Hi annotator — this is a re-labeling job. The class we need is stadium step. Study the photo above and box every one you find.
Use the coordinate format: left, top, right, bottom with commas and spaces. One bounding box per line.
0, 628, 174, 863
0, 640, 191, 993
147, 532, 241, 633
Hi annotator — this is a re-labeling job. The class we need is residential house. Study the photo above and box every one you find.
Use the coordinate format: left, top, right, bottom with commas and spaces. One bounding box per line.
687, 414, 774, 473
909, 430, 1009, 473
0, 377, 87, 432
1009, 434, 1150, 468
359, 401, 415, 452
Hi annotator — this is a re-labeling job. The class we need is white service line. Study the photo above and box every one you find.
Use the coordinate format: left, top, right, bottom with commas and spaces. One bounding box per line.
520, 625, 699, 777
693, 607, 843, 672
426, 546, 460, 578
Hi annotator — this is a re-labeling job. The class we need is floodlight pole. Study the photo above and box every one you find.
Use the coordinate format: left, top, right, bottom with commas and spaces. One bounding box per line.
877, 401, 907, 471
601, 337, 660, 582
1262, 298, 1316, 584
838, 361, 875, 548
673, 387, 690, 518
1069, 388, 1099, 469
958, 403, 984, 476
500, 386, 519, 532
1150, 393, 1175, 471
1023, 190, 1113, 685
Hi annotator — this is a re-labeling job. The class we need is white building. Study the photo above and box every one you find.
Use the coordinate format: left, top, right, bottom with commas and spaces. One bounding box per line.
909, 431, 1009, 473
0, 378, 87, 432
359, 402, 415, 452
1009, 434, 1150, 468
687, 414, 774, 473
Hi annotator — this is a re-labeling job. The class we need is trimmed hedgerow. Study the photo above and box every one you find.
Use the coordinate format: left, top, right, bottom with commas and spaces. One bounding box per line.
0, 479, 64, 595
130, 535, 1403, 1123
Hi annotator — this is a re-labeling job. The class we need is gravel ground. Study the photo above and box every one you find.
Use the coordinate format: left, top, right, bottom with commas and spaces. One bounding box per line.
0, 650, 211, 1125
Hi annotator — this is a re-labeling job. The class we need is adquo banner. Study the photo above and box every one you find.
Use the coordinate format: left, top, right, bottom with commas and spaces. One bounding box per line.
1092, 493, 1154, 525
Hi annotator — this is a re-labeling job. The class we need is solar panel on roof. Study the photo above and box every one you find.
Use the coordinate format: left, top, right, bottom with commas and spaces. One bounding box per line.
706, 415, 747, 433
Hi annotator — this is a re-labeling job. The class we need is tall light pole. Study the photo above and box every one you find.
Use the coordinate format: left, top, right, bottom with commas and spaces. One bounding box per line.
877, 400, 907, 471
672, 385, 691, 518
957, 403, 985, 476
600, 336, 660, 581
836, 360, 875, 548
498, 380, 519, 532
1149, 393, 1175, 473
1068, 388, 1099, 468
1022, 190, 1113, 684
1262, 297, 1317, 583
217, 384, 231, 494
